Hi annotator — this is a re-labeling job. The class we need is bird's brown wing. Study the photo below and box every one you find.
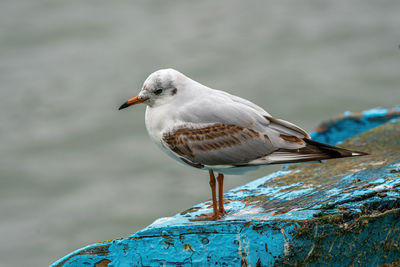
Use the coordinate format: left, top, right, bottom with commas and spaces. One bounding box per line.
162, 123, 275, 167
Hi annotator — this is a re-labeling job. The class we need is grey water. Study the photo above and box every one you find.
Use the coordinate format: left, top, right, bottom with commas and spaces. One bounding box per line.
1, 0, 400, 266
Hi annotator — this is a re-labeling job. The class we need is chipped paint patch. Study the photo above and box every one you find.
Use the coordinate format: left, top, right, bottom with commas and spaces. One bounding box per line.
311, 106, 400, 145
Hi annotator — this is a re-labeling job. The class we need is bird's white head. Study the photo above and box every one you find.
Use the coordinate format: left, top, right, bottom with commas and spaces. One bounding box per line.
119, 68, 187, 110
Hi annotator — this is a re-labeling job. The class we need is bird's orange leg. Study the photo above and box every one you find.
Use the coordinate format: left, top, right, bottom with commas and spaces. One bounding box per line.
209, 170, 220, 219
189, 170, 221, 221
216, 173, 226, 215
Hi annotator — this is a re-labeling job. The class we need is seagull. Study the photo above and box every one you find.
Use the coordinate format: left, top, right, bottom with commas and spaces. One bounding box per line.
119, 68, 368, 220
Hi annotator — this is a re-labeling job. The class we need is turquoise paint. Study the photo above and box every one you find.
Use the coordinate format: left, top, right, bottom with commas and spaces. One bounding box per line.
362, 107, 388, 118
53, 222, 296, 266
343, 110, 352, 116
310, 106, 400, 145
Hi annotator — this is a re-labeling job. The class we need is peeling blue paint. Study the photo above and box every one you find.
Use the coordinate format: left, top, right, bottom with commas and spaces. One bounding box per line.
52, 108, 400, 267
343, 110, 352, 117
362, 107, 388, 118
310, 106, 400, 145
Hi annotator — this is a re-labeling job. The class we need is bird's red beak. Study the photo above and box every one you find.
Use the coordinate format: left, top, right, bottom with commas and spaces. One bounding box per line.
118, 96, 149, 110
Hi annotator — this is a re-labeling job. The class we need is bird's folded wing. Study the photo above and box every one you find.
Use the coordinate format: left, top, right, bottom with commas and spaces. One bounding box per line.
162, 123, 275, 167
178, 90, 308, 136
163, 91, 313, 167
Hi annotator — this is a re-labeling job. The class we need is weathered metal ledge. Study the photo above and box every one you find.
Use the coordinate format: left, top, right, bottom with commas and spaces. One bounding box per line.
51, 107, 400, 266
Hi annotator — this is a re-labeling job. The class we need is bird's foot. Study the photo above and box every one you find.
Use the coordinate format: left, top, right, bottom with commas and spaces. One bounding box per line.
219, 207, 226, 216
189, 212, 223, 221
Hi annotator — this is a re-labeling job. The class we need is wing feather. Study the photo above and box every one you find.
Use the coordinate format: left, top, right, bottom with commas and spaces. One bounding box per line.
242, 138, 368, 166
264, 115, 310, 139
162, 123, 275, 166
175, 91, 311, 150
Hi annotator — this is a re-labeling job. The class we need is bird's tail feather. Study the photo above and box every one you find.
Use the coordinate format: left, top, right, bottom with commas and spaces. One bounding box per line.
246, 139, 369, 165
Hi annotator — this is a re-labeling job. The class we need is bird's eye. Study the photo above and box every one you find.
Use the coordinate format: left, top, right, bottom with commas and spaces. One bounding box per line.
154, 89, 163, 95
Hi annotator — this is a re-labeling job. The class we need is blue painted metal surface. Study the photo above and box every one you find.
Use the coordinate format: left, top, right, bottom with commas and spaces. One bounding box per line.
52, 107, 400, 267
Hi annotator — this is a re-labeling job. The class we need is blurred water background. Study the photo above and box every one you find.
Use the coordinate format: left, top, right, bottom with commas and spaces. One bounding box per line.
1, 0, 400, 266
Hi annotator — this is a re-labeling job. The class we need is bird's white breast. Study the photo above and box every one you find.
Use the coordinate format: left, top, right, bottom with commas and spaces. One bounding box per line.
144, 87, 205, 144
145, 103, 184, 161
146, 105, 169, 143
